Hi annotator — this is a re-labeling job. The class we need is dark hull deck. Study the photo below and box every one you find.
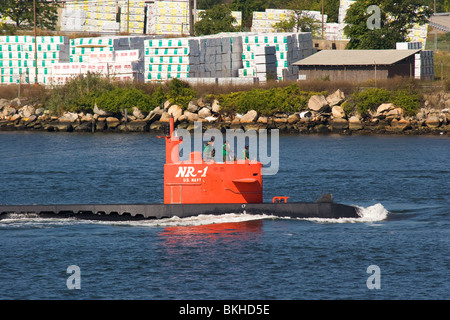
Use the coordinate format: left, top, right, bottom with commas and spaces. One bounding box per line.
0, 202, 360, 220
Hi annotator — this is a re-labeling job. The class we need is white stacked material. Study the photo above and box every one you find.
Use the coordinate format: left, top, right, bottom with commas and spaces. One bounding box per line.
325, 23, 348, 41
144, 34, 244, 82
414, 50, 434, 80
253, 46, 277, 82
0, 35, 69, 85
52, 35, 151, 84
407, 23, 428, 47
144, 37, 197, 81
60, 0, 120, 33
240, 32, 314, 81
147, 0, 190, 36
338, 0, 356, 24
252, 9, 290, 33
69, 36, 148, 64
119, 0, 146, 34
70, 37, 116, 63
396, 42, 423, 50
60, 0, 147, 34
197, 34, 243, 78
52, 49, 141, 85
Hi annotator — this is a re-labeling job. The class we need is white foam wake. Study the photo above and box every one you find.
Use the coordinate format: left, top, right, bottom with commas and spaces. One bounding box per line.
298, 203, 389, 224
0, 205, 389, 228
117, 213, 271, 228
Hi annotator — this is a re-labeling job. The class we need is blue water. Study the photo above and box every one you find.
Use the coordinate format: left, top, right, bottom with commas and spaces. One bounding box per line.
0, 132, 448, 300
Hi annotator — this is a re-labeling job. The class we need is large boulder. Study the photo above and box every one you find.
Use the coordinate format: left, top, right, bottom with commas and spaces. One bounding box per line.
349, 115, 363, 131
390, 119, 411, 131
168, 104, 183, 121
132, 107, 146, 119
332, 105, 346, 119
20, 105, 35, 118
10, 114, 21, 122
326, 89, 345, 107
187, 100, 199, 113
198, 107, 212, 119
127, 120, 149, 132
94, 103, 112, 116
425, 115, 441, 128
211, 99, 221, 113
183, 110, 199, 122
2, 106, 16, 117
331, 118, 349, 130
0, 98, 9, 109
287, 113, 299, 124
159, 111, 171, 122
240, 110, 258, 123
376, 103, 395, 118
59, 112, 79, 123
308, 95, 329, 113
106, 116, 120, 128
385, 108, 404, 120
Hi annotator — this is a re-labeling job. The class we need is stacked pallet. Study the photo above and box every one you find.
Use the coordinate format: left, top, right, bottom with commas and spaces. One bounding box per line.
407, 24, 428, 47
144, 37, 196, 81
60, 0, 119, 33
144, 34, 244, 82
415, 50, 434, 81
52, 49, 141, 85
147, 0, 190, 36
251, 9, 291, 33
60, 0, 146, 34
0, 35, 69, 85
240, 33, 314, 81
396, 42, 423, 50
119, 0, 147, 34
196, 35, 243, 78
69, 35, 149, 65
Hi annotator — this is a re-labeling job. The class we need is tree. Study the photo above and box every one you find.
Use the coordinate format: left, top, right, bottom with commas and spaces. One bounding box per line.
230, 0, 266, 29
272, 0, 321, 35
0, 0, 60, 30
194, 4, 238, 36
343, 0, 432, 49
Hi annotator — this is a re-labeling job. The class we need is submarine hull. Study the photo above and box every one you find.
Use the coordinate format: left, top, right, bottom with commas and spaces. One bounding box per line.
0, 202, 359, 221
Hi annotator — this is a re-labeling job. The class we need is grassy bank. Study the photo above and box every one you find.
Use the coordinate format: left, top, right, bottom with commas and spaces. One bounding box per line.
2, 75, 444, 119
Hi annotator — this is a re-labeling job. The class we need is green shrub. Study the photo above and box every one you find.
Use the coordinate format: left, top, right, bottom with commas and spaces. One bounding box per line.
165, 78, 197, 110
95, 87, 155, 114
391, 89, 421, 116
45, 73, 114, 114
216, 84, 326, 116
349, 87, 422, 117
352, 88, 391, 116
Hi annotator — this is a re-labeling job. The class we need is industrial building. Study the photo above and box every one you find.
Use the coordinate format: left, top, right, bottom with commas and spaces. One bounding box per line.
293, 48, 434, 82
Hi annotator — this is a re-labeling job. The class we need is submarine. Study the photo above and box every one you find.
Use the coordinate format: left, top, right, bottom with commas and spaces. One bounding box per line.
0, 117, 360, 221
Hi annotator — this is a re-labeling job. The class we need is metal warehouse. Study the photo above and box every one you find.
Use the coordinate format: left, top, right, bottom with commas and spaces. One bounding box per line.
293, 49, 433, 82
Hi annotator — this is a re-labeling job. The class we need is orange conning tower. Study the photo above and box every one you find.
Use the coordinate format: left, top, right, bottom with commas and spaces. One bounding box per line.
162, 117, 263, 204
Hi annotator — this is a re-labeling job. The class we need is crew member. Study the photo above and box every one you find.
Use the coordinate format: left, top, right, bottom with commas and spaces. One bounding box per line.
222, 141, 232, 162
242, 145, 249, 160
203, 137, 215, 161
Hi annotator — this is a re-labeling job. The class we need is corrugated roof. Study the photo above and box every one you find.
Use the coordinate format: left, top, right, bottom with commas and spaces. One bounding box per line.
293, 49, 421, 66
429, 13, 450, 32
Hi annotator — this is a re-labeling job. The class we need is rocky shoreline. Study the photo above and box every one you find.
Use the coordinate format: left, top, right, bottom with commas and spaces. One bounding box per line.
1, 90, 449, 136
